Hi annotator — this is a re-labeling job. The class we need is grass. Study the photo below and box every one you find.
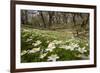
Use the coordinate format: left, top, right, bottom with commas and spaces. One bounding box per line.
22, 27, 74, 40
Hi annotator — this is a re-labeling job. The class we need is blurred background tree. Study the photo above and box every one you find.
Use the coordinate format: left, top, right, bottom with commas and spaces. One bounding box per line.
21, 10, 89, 40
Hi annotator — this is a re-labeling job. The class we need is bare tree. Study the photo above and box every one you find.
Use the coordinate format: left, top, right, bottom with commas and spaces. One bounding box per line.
48, 12, 55, 28
39, 11, 47, 28
21, 10, 28, 25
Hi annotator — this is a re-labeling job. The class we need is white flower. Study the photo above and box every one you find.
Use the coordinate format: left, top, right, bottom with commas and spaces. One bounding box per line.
26, 38, 32, 42
86, 43, 89, 46
59, 44, 76, 51
28, 47, 40, 54
68, 46, 74, 51
46, 40, 50, 43
70, 43, 79, 48
68, 43, 79, 51
46, 47, 54, 52
47, 54, 59, 62
52, 40, 62, 44
64, 45, 74, 51
21, 50, 27, 56
32, 40, 41, 46
48, 42, 55, 48
77, 47, 87, 53
23, 29, 30, 32
59, 45, 70, 50
40, 53, 48, 59
46, 42, 56, 52
59, 45, 66, 48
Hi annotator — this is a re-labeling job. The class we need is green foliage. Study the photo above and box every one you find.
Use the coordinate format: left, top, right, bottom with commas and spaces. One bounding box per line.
21, 28, 89, 63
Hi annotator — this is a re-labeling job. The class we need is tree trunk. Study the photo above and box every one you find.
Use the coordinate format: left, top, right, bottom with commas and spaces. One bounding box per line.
40, 12, 46, 28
